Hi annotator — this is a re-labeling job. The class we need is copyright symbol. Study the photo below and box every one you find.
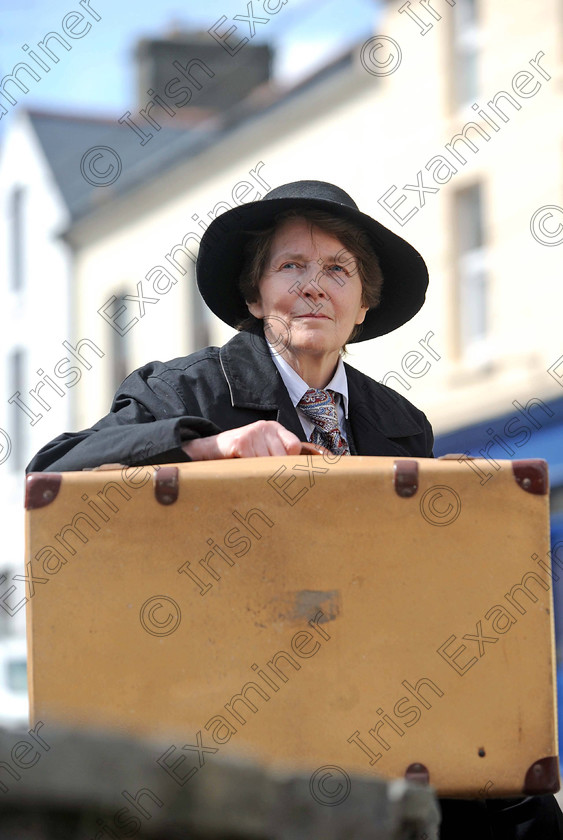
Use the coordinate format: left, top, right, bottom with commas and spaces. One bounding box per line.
309, 765, 351, 806
530, 205, 563, 246
0, 428, 12, 466
140, 596, 181, 636
80, 146, 122, 186
360, 36, 402, 76
420, 485, 461, 527
250, 316, 292, 357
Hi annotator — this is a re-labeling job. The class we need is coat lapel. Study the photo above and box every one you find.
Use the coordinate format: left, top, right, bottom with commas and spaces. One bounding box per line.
345, 363, 427, 455
219, 331, 308, 441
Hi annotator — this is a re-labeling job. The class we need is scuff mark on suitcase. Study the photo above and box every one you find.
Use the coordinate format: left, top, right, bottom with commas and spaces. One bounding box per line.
268, 590, 341, 623
294, 590, 340, 623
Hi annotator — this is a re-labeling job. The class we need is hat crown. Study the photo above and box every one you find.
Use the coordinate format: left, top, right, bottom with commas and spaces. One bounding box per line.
263, 180, 358, 210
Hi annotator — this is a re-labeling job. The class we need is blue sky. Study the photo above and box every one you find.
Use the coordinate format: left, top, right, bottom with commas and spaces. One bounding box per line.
0, 0, 381, 135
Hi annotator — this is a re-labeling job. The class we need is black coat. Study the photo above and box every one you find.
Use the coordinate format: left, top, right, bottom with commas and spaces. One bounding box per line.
26, 330, 563, 839
27, 330, 434, 472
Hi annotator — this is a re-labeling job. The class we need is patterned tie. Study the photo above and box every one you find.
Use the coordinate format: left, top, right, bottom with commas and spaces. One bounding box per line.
297, 389, 350, 456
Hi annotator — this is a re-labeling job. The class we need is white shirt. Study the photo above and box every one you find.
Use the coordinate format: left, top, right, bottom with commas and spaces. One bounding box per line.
266, 342, 349, 443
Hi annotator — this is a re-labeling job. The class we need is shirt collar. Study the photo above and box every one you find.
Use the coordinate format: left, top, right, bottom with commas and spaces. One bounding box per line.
267, 343, 349, 418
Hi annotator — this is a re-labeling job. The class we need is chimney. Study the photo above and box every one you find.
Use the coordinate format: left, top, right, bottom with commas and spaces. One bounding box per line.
134, 31, 273, 116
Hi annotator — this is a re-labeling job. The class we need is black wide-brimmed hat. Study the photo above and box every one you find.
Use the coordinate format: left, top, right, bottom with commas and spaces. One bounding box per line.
195, 180, 428, 342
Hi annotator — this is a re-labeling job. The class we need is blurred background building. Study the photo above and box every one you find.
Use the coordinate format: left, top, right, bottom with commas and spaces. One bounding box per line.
0, 0, 562, 753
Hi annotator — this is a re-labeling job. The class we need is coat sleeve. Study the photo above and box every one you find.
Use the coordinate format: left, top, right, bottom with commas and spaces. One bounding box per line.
486, 794, 563, 839
419, 411, 434, 458
26, 364, 222, 473
438, 794, 563, 839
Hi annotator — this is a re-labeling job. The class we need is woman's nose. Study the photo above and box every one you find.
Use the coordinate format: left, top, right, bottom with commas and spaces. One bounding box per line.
302, 264, 330, 298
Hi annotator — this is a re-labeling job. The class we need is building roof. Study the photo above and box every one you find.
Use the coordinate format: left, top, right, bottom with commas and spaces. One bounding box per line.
28, 109, 210, 221
26, 41, 362, 227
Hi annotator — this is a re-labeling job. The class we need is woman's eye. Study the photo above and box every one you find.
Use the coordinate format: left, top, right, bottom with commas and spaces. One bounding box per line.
281, 262, 298, 270
327, 264, 346, 273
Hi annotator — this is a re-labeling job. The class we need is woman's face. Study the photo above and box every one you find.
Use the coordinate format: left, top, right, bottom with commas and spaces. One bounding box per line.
247, 217, 368, 360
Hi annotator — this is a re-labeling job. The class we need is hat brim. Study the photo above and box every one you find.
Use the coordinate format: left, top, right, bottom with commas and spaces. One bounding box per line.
196, 195, 428, 342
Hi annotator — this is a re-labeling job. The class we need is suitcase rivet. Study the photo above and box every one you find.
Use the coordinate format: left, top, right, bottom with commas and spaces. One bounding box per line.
42, 489, 54, 502
478, 748, 486, 757
522, 477, 532, 490
154, 466, 179, 504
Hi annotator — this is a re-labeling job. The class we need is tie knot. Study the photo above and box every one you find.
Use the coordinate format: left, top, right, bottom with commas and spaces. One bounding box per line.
297, 388, 339, 430
297, 388, 349, 456
298, 388, 336, 413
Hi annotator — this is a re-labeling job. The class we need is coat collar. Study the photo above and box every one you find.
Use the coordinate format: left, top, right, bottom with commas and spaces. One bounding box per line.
219, 330, 306, 439
219, 330, 426, 451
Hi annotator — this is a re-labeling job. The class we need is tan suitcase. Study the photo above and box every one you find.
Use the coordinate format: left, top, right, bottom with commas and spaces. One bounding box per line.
24, 455, 559, 797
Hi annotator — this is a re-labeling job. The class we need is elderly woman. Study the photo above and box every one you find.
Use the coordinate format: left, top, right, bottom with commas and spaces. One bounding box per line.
27, 180, 433, 471
26, 181, 563, 838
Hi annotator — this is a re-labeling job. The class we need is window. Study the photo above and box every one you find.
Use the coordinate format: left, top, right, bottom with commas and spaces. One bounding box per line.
9, 186, 25, 292
454, 183, 490, 361
0, 570, 11, 636
6, 657, 27, 694
450, 0, 480, 108
8, 348, 25, 471
190, 277, 211, 350
109, 291, 130, 392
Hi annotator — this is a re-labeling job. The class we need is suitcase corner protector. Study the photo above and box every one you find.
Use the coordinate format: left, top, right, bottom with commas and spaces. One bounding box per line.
523, 756, 560, 794
25, 473, 62, 509
512, 460, 549, 495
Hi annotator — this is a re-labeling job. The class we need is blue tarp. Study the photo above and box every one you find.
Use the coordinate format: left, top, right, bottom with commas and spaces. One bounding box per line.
434, 393, 563, 482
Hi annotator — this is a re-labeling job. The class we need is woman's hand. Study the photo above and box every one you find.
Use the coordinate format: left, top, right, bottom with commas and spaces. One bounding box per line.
181, 420, 303, 461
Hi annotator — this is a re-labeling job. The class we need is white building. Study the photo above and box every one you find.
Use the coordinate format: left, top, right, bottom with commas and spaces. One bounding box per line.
0, 109, 75, 639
